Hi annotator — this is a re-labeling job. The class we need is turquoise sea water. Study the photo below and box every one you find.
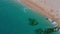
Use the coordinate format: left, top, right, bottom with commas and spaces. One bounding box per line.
0, 0, 60, 34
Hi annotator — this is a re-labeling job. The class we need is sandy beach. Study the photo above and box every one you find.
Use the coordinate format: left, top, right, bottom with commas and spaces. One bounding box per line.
21, 0, 60, 26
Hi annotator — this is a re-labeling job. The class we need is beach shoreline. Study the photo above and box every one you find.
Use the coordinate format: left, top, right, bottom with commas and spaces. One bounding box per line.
20, 0, 60, 26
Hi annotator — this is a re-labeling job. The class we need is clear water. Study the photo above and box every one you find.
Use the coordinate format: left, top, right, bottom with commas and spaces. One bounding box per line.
0, 0, 60, 34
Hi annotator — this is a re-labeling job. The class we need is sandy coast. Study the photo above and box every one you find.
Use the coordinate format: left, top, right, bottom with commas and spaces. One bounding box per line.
21, 0, 60, 26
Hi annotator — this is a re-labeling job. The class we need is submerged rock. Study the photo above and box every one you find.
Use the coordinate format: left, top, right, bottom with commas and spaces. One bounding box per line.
35, 28, 43, 34
29, 18, 38, 26
44, 27, 60, 34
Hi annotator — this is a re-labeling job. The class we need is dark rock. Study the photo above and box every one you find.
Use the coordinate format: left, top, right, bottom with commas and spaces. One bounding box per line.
28, 18, 38, 26
35, 28, 43, 34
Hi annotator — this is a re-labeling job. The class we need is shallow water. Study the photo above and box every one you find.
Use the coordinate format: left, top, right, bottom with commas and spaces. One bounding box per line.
0, 0, 60, 34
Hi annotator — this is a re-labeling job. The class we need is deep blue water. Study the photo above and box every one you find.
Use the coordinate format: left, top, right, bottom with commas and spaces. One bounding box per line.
0, 0, 60, 34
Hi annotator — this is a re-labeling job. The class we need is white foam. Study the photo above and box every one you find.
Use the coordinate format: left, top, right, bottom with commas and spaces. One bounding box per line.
59, 29, 60, 31
52, 21, 57, 25
48, 18, 53, 22
52, 21, 58, 27
58, 28, 60, 32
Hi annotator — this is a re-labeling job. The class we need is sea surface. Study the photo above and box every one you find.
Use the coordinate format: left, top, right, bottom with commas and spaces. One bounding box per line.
0, 0, 60, 34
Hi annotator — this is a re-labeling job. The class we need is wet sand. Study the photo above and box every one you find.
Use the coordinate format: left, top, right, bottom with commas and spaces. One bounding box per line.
21, 0, 60, 26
